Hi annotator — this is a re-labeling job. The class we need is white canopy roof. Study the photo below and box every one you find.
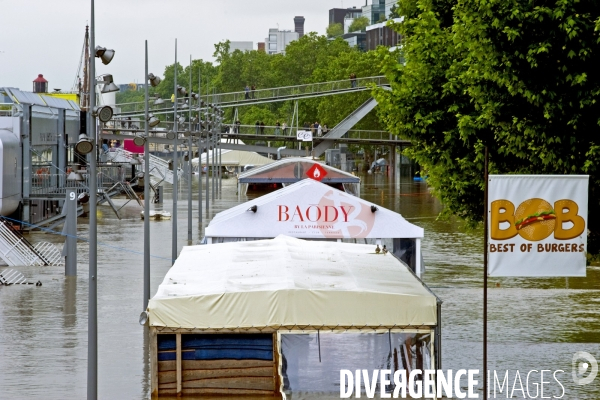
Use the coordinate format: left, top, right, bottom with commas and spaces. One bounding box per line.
147, 235, 437, 330
238, 157, 360, 184
192, 149, 273, 167
206, 179, 423, 239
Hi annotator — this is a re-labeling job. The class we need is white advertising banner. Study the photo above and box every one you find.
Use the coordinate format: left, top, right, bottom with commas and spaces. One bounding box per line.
296, 130, 313, 142
488, 175, 588, 277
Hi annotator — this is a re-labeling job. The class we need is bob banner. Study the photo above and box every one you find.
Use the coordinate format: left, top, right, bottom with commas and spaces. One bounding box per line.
488, 175, 588, 277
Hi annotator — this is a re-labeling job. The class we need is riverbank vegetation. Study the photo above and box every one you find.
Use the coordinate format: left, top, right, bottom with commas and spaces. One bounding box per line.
375, 0, 600, 253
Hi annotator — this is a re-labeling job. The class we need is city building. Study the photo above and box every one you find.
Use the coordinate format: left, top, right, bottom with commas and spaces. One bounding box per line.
294, 16, 305, 38
257, 42, 265, 52
361, 0, 397, 24
329, 7, 362, 26
342, 32, 366, 51
229, 41, 253, 53
365, 18, 402, 51
362, 0, 386, 25
265, 28, 299, 55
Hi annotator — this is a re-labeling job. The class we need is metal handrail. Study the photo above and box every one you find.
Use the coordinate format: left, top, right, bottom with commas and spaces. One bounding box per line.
114, 75, 388, 114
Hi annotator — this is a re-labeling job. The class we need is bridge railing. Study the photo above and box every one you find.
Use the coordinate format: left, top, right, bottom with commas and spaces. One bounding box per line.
114, 75, 388, 115
207, 75, 388, 105
221, 124, 399, 141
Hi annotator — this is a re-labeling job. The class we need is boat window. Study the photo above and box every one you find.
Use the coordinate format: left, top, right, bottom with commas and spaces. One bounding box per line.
393, 238, 416, 273
280, 332, 431, 396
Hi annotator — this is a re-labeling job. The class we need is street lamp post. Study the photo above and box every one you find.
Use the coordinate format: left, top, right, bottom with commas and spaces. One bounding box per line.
87, 2, 98, 398
187, 55, 193, 242
198, 70, 202, 229
143, 42, 162, 310
85, 5, 118, 397
172, 39, 179, 264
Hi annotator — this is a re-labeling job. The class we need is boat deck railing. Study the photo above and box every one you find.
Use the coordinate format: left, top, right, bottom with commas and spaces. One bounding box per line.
30, 164, 129, 198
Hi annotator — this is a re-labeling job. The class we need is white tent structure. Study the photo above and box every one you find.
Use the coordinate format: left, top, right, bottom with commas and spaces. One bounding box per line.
237, 157, 361, 196
147, 235, 440, 397
205, 179, 425, 275
191, 149, 273, 170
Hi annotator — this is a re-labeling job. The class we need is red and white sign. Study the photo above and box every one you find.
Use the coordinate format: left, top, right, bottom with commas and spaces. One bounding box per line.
306, 164, 327, 182
205, 180, 424, 240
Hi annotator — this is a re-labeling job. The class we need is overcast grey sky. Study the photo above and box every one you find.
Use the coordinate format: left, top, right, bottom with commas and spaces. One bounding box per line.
0, 0, 358, 91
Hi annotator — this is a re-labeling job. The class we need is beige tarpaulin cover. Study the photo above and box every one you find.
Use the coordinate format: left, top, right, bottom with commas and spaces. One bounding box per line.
192, 149, 273, 167
148, 235, 437, 329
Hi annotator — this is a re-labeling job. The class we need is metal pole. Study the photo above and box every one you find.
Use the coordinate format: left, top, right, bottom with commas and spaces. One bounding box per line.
198, 69, 202, 228
218, 123, 222, 196
87, 0, 98, 397
65, 189, 77, 276
211, 100, 215, 203
172, 39, 178, 264
187, 55, 192, 242
58, 110, 66, 187
143, 40, 150, 309
205, 103, 209, 214
483, 146, 489, 400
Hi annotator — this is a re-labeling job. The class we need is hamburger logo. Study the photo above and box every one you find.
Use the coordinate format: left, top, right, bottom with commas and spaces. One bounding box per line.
513, 199, 556, 241
491, 198, 585, 241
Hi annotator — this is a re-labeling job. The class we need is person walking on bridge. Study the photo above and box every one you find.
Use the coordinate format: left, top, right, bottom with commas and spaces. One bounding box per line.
275, 121, 281, 135
244, 85, 250, 100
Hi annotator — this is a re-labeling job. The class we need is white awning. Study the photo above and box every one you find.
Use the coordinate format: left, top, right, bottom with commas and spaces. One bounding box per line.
206, 179, 423, 239
192, 149, 273, 167
147, 236, 437, 330
238, 157, 360, 184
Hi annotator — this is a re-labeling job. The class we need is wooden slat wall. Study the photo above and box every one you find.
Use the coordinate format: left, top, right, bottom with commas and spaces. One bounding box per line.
150, 328, 158, 397
157, 335, 280, 397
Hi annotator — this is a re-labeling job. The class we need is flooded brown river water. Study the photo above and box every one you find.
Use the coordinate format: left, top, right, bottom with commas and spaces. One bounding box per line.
0, 173, 598, 398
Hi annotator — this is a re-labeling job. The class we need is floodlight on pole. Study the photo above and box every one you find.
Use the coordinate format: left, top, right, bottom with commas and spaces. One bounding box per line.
75, 134, 94, 154
153, 95, 164, 105
99, 74, 119, 93
148, 73, 161, 87
147, 113, 160, 127
95, 46, 115, 65
92, 105, 113, 123
67, 171, 84, 181
133, 136, 146, 146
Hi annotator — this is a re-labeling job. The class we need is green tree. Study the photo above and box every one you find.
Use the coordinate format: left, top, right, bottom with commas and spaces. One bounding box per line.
375, 0, 600, 252
326, 23, 344, 38
349, 16, 370, 32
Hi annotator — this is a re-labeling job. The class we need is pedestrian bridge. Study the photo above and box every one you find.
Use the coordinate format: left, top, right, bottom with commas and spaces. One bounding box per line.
114, 75, 389, 117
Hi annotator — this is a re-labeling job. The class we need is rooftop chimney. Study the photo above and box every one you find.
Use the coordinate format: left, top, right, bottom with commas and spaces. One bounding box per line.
33, 74, 48, 93
294, 16, 305, 38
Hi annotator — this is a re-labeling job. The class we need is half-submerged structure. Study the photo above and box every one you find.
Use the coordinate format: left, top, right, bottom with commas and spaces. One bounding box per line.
237, 157, 360, 196
205, 179, 424, 275
192, 149, 273, 174
147, 235, 440, 398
